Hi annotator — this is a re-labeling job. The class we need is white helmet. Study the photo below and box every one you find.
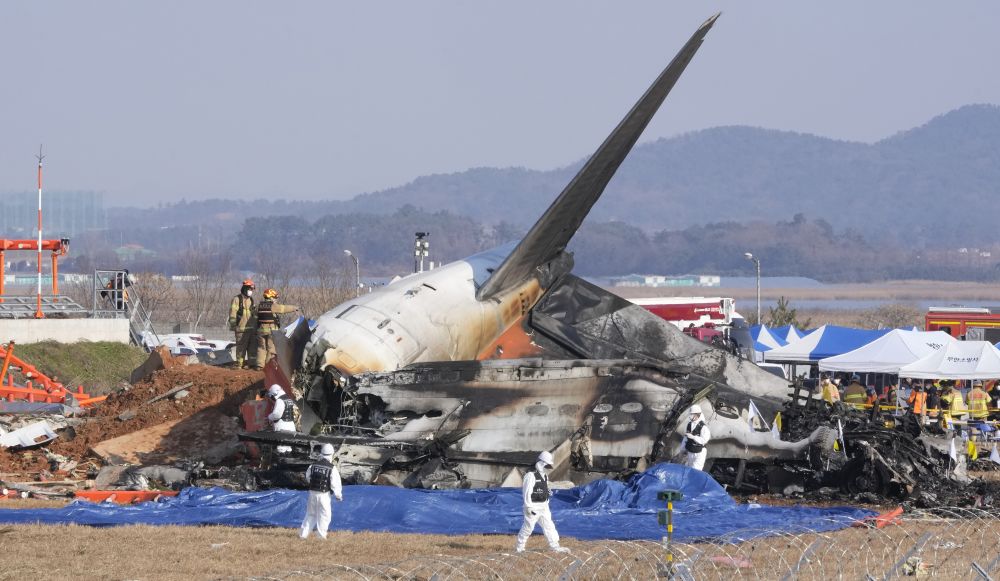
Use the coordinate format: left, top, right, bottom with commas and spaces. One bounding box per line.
268, 384, 284, 398
689, 404, 703, 415
537, 450, 554, 468
320, 443, 335, 458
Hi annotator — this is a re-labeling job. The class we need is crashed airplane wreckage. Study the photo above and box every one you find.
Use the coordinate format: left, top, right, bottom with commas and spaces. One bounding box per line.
240, 13, 967, 497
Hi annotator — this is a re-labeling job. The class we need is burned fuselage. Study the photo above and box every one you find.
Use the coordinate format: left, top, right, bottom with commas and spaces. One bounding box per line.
252, 14, 835, 488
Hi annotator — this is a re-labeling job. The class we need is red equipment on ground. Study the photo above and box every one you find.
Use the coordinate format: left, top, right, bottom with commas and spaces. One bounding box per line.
0, 340, 102, 407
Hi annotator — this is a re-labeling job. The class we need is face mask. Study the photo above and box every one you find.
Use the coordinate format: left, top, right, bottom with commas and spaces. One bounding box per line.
246, 290, 253, 297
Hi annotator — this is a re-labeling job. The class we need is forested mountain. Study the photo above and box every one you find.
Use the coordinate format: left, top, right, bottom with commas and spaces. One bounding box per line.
76, 104, 1000, 281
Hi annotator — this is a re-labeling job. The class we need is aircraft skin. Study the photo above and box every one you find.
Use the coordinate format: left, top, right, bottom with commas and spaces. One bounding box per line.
300, 12, 722, 386
273, 13, 825, 487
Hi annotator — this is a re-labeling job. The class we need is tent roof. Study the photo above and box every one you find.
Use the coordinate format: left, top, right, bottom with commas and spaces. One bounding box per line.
818, 330, 956, 373
771, 325, 803, 343
751, 325, 785, 351
764, 325, 893, 363
898, 340, 1000, 380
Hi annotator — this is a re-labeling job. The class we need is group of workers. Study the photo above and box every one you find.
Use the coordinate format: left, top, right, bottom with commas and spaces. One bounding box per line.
262, 383, 606, 551
819, 372, 998, 423
228, 279, 300, 370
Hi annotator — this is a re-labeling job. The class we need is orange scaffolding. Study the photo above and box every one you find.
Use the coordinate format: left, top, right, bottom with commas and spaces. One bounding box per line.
0, 238, 70, 301
0, 340, 101, 407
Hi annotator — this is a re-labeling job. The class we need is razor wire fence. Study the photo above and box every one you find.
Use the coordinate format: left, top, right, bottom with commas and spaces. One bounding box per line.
239, 508, 1000, 580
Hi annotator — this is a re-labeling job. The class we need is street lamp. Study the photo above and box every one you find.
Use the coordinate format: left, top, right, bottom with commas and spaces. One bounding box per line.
344, 249, 360, 297
744, 252, 761, 325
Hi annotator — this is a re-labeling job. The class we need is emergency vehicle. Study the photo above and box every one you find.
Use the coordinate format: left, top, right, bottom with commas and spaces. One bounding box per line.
627, 297, 736, 329
925, 306, 1000, 342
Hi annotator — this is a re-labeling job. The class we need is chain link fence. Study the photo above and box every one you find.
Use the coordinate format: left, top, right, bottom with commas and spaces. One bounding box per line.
240, 509, 1000, 580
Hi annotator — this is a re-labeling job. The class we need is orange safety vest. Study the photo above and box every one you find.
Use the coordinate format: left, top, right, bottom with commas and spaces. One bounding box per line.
908, 390, 926, 414
968, 388, 991, 419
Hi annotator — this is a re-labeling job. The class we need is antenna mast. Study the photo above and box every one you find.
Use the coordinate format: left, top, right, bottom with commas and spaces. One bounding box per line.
34, 145, 45, 319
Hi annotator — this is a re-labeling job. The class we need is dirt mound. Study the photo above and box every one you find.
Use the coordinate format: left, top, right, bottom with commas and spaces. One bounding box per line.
0, 365, 265, 474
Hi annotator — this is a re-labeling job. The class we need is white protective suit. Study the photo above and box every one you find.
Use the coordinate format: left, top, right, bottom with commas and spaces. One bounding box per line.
515, 456, 569, 553
299, 453, 343, 539
266, 385, 296, 453
680, 414, 711, 471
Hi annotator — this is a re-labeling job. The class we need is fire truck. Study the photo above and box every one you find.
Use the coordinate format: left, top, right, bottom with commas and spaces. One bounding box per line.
628, 296, 736, 329
925, 306, 1000, 342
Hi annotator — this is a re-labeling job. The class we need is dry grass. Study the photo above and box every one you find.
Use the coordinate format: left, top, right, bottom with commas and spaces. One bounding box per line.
616, 279, 1000, 303
0, 523, 563, 581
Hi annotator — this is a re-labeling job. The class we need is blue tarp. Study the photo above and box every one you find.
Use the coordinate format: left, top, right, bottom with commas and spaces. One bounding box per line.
0, 464, 872, 541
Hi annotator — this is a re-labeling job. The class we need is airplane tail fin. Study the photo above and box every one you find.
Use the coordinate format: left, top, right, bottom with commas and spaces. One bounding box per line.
477, 13, 720, 300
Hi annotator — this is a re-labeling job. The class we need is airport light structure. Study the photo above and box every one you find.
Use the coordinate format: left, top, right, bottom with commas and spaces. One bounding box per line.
744, 252, 761, 325
414, 232, 430, 273
344, 249, 360, 297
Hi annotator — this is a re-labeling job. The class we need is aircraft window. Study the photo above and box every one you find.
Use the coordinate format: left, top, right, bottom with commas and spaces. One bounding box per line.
620, 402, 643, 413
593, 403, 613, 414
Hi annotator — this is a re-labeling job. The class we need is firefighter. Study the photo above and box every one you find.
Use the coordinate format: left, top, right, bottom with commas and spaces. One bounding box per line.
255, 288, 300, 371
941, 381, 969, 423
228, 279, 256, 369
843, 375, 867, 409
967, 380, 992, 421
820, 374, 840, 405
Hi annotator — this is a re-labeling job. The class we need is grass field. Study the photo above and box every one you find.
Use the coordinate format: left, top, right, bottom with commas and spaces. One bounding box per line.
0, 511, 995, 580
10, 340, 148, 396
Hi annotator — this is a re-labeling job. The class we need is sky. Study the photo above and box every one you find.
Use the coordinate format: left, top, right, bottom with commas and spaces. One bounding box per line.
1, 1, 998, 206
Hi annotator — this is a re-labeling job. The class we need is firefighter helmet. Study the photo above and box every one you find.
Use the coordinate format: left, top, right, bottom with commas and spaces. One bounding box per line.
242, 279, 255, 289
263, 288, 278, 299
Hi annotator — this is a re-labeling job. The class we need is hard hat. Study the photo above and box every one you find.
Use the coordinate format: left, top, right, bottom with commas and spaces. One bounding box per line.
263, 288, 278, 299
320, 443, 335, 457
537, 451, 554, 468
267, 384, 283, 398
689, 404, 703, 415
974, 380, 984, 387
242, 279, 255, 288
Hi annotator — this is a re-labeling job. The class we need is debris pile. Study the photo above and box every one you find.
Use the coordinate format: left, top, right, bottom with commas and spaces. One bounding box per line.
0, 348, 264, 498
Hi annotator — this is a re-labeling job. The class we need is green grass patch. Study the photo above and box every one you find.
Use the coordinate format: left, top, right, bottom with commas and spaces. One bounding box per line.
8, 341, 148, 396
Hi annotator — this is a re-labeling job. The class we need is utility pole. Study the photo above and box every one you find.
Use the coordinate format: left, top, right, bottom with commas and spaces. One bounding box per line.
34, 146, 45, 319
744, 252, 761, 325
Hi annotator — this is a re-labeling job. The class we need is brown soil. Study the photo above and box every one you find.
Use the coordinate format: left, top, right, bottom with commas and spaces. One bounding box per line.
0, 362, 264, 477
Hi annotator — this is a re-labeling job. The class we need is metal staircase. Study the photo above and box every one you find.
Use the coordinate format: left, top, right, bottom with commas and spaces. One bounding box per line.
92, 269, 159, 350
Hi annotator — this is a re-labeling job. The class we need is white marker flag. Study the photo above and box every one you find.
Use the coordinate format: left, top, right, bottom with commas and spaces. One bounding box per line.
748, 399, 769, 430
991, 444, 1000, 466
771, 421, 781, 441
949, 437, 958, 462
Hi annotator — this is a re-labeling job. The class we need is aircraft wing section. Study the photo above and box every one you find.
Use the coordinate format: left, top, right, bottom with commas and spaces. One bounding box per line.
476, 13, 720, 300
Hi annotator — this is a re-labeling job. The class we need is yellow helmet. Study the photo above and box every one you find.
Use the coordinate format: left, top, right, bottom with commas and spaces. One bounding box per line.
263, 288, 278, 299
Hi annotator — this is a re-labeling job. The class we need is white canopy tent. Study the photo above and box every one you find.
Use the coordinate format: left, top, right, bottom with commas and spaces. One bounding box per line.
818, 330, 956, 373
898, 340, 1000, 380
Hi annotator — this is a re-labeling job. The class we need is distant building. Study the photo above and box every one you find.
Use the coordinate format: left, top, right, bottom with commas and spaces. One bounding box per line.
0, 191, 107, 238
611, 274, 721, 288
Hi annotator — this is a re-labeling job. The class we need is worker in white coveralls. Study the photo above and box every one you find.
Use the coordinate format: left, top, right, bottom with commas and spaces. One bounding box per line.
266, 384, 296, 454
681, 404, 711, 471
515, 451, 571, 553
300, 443, 343, 539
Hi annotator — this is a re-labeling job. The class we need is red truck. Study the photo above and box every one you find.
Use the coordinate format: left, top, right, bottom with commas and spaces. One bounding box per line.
925, 306, 1000, 342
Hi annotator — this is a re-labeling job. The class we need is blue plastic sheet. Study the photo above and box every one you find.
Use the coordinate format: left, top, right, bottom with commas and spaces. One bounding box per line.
0, 464, 873, 541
